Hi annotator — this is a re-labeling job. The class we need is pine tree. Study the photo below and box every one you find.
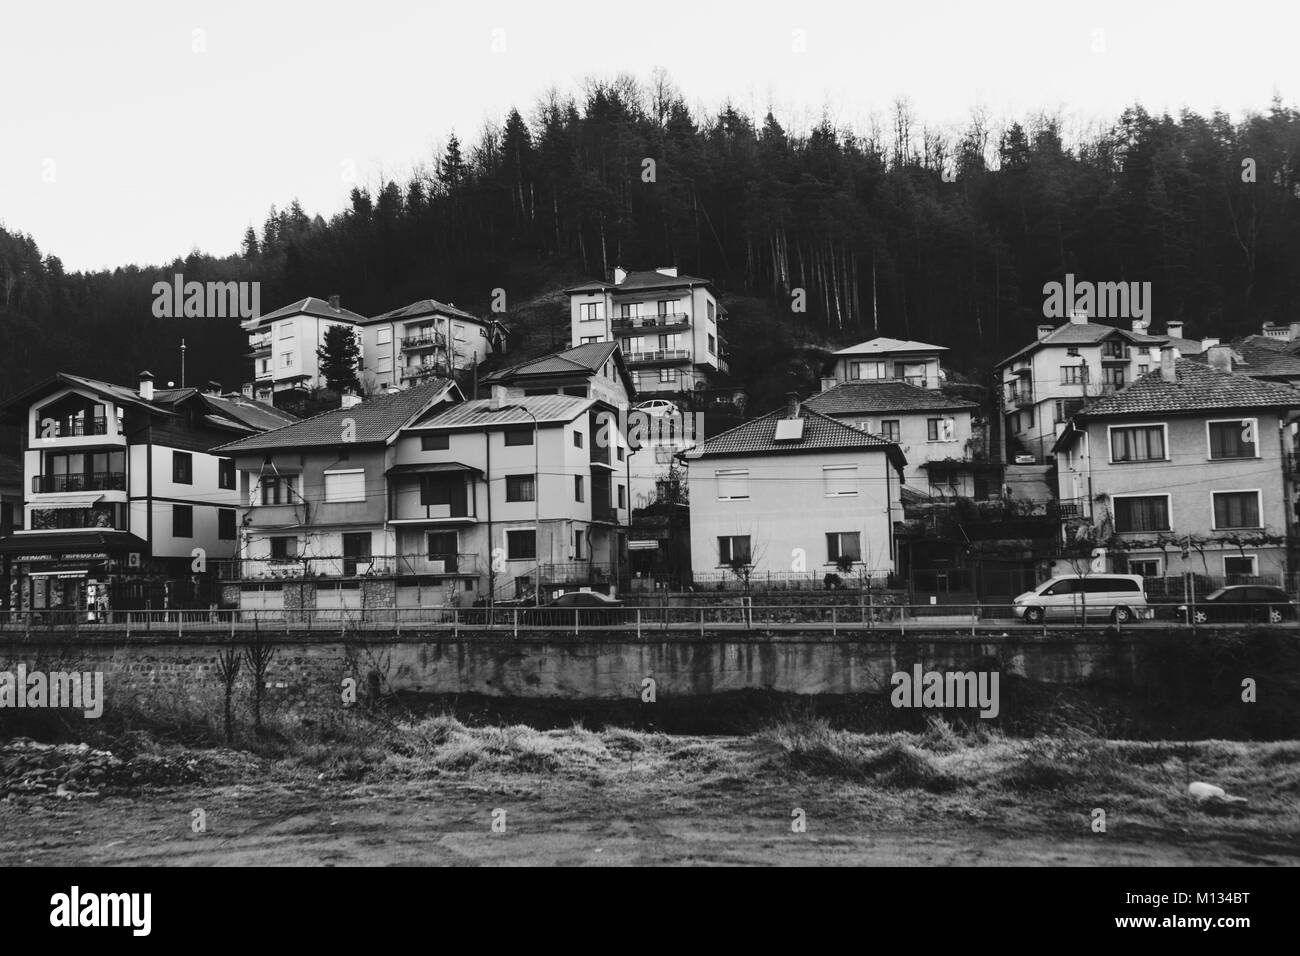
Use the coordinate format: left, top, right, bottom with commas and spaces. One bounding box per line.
316, 324, 361, 394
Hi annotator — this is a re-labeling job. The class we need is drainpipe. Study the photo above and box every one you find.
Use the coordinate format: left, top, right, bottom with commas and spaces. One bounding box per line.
485, 431, 494, 606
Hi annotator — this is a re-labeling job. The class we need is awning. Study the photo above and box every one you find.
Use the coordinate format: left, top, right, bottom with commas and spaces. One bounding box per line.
0, 530, 149, 556
386, 461, 483, 476
34, 494, 103, 509
27, 570, 90, 578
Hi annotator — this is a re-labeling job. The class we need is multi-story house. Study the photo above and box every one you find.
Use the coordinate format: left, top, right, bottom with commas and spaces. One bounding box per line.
0, 372, 294, 615
1190, 334, 1300, 389
683, 395, 906, 585
826, 337, 949, 389
1053, 348, 1300, 581
213, 378, 461, 615
391, 387, 632, 604
565, 267, 729, 396
479, 341, 633, 405
242, 295, 368, 400
358, 299, 505, 393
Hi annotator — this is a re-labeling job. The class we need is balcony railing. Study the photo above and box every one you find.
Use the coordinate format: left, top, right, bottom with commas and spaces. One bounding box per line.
400, 364, 443, 381
401, 332, 445, 350
32, 472, 127, 493
1008, 391, 1034, 409
612, 312, 691, 331
213, 554, 480, 581
625, 348, 691, 365
43, 416, 110, 438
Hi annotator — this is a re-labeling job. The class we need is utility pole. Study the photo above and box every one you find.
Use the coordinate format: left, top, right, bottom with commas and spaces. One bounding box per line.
180, 338, 187, 388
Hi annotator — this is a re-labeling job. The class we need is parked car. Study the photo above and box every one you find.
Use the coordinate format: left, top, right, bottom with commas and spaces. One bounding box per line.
529, 590, 627, 626
1179, 586, 1296, 624
1013, 573, 1150, 624
633, 399, 679, 416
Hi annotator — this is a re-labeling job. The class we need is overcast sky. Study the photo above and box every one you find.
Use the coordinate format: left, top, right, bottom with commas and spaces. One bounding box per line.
1, 0, 1295, 272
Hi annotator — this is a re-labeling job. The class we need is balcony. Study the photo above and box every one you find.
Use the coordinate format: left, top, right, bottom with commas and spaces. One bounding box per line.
625, 348, 691, 366
247, 335, 272, 356
1008, 391, 1034, 409
33, 472, 127, 494
612, 312, 691, 333
401, 332, 445, 351
43, 416, 110, 438
214, 553, 480, 581
400, 364, 443, 382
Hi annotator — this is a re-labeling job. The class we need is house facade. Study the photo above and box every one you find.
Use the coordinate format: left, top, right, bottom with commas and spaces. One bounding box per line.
358, 299, 504, 393
242, 295, 368, 400
565, 267, 729, 396
827, 337, 948, 390
683, 396, 906, 586
1053, 350, 1300, 581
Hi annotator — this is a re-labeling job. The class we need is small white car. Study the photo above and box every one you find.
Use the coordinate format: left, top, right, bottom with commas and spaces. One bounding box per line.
633, 399, 679, 416
1013, 573, 1150, 624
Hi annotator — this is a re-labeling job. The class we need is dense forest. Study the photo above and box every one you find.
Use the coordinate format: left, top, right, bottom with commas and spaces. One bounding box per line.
2, 72, 1298, 411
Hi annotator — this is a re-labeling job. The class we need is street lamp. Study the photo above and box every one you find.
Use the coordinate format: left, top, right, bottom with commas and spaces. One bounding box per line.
498, 403, 540, 602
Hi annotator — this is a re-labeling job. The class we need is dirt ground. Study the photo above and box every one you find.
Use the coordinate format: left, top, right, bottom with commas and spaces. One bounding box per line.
2, 728, 1296, 866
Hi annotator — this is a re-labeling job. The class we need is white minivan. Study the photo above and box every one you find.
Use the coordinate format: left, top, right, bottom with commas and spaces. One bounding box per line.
1013, 574, 1150, 624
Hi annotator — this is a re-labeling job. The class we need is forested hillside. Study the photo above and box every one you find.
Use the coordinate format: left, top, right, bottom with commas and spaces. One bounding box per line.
2, 73, 1298, 410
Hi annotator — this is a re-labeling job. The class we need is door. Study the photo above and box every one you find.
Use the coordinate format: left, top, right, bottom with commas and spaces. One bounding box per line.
343, 533, 372, 576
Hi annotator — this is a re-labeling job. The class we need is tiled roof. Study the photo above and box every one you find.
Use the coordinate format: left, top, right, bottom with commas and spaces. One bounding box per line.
213, 379, 455, 452
204, 394, 299, 431
414, 394, 594, 429
246, 296, 369, 327
1078, 358, 1300, 419
564, 269, 713, 294
362, 298, 483, 325
483, 341, 619, 381
686, 407, 906, 468
1186, 336, 1300, 380
804, 381, 977, 415
998, 321, 1167, 367
831, 337, 948, 356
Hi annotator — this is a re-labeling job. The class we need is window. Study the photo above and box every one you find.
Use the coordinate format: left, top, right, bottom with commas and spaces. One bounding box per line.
716, 469, 749, 500
1224, 555, 1258, 576
573, 529, 584, 559
1113, 495, 1171, 533
1025, 407, 1034, 428
173, 451, 192, 485
657, 300, 673, 316
1060, 366, 1086, 384
453, 323, 465, 341
1208, 420, 1258, 460
708, 301, 716, 322
616, 445, 624, 461
580, 336, 601, 345
420, 475, 460, 508
324, 470, 366, 503
172, 504, 193, 537
927, 418, 955, 442
826, 532, 861, 564
421, 434, 449, 451
218, 508, 236, 540
1008, 412, 1021, 434
427, 531, 457, 558
620, 303, 633, 318
1054, 399, 1085, 423
282, 352, 294, 367
269, 536, 298, 560
507, 530, 536, 559
617, 485, 626, 508
259, 474, 298, 505
1138, 365, 1149, 375
850, 360, 887, 381
580, 302, 602, 321
823, 465, 858, 497
718, 535, 751, 565
573, 430, 583, 448
880, 420, 901, 441
504, 427, 533, 446
707, 334, 716, 355
506, 475, 536, 502
1110, 425, 1166, 462
1126, 558, 1161, 578
1105, 367, 1125, 386
218, 458, 235, 489
377, 327, 392, 345
575, 475, 584, 501
1213, 491, 1261, 529
277, 323, 293, 339
1066, 347, 1080, 357
659, 369, 675, 383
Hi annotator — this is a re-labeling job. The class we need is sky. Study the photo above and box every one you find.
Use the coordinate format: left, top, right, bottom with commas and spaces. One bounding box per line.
1, 0, 1295, 272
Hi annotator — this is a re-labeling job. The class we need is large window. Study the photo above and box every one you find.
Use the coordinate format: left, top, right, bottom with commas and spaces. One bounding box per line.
1113, 495, 1170, 532
172, 504, 193, 537
269, 536, 298, 560
850, 360, 887, 381
507, 530, 536, 560
218, 458, 235, 490
1212, 491, 1261, 529
421, 433, 449, 451
823, 465, 858, 497
259, 474, 298, 505
880, 420, 901, 441
503, 427, 533, 446
218, 508, 236, 540
172, 451, 193, 484
718, 535, 751, 565
574, 475, 584, 502
506, 474, 536, 502
1060, 365, 1086, 384
715, 469, 749, 500
826, 532, 861, 564
1109, 425, 1166, 462
927, 418, 955, 442
580, 302, 602, 321
1207, 420, 1258, 460
324, 470, 366, 503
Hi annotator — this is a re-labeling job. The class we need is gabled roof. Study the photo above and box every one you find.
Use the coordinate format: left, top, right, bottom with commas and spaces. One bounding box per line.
0, 373, 180, 425
151, 388, 298, 433
411, 394, 595, 430
804, 381, 977, 416
1077, 358, 1300, 419
242, 296, 368, 330
361, 298, 484, 326
213, 379, 457, 453
480, 341, 635, 395
1187, 337, 1300, 380
831, 337, 948, 356
997, 321, 1167, 368
685, 406, 907, 470
564, 269, 715, 295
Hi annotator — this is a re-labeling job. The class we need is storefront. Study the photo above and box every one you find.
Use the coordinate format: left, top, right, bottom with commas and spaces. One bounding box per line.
0, 531, 150, 618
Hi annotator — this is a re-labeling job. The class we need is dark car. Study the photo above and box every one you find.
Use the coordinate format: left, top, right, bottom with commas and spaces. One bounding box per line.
533, 590, 626, 626
1181, 586, 1296, 624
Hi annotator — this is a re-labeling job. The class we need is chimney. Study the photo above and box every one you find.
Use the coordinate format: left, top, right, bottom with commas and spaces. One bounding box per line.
340, 392, 362, 409
240, 383, 254, 399
205, 380, 223, 396
1036, 324, 1054, 341
819, 376, 836, 393
785, 392, 801, 419
328, 294, 341, 311
613, 266, 627, 286
1166, 320, 1183, 339
1159, 347, 1178, 383
1069, 309, 1088, 325
1206, 344, 1234, 373
490, 383, 509, 410
1130, 319, 1147, 333
138, 370, 154, 401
